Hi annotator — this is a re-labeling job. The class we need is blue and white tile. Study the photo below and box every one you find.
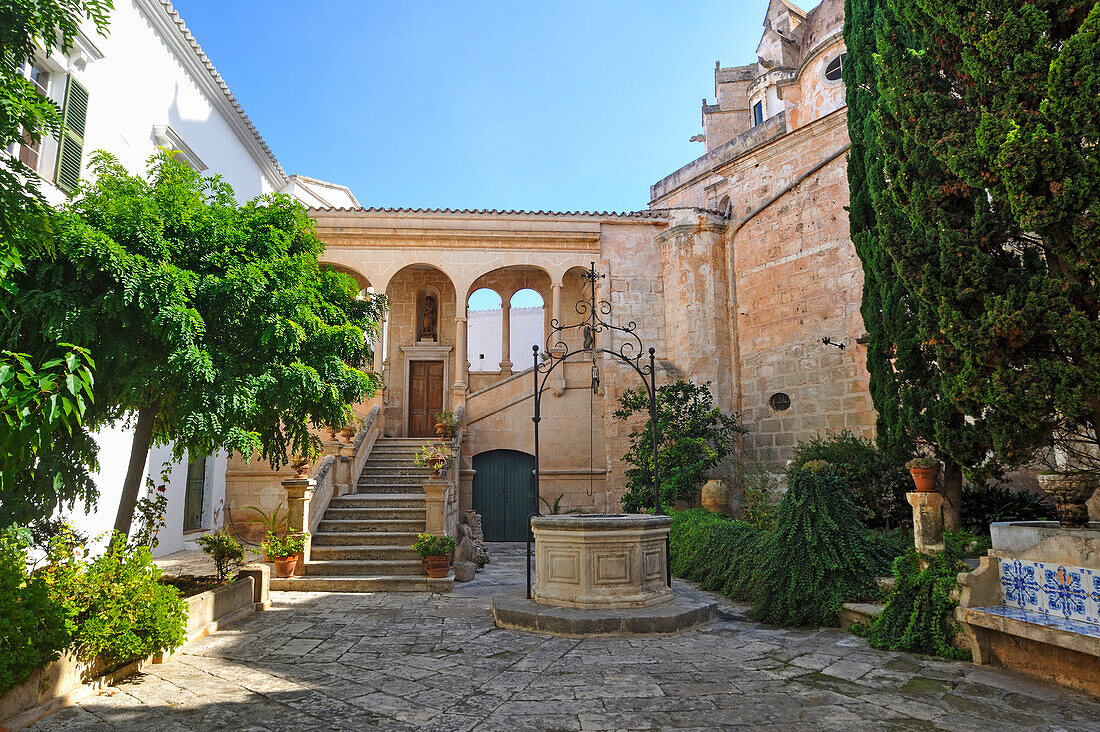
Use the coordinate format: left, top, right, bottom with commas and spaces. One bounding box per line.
975, 605, 1100, 639
1039, 562, 1089, 623
1086, 568, 1100, 625
998, 558, 1041, 611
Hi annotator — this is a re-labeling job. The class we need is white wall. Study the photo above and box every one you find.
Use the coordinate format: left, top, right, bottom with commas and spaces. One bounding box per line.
467, 306, 544, 372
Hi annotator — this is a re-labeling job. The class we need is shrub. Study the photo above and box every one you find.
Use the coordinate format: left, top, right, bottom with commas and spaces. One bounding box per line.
261, 531, 307, 560
737, 457, 779, 531
72, 534, 187, 666
411, 532, 455, 558
944, 528, 991, 558
0, 527, 70, 694
961, 483, 1056, 534
752, 461, 890, 626
790, 430, 911, 529
197, 531, 246, 583
669, 509, 762, 601
854, 550, 969, 660
617, 381, 745, 512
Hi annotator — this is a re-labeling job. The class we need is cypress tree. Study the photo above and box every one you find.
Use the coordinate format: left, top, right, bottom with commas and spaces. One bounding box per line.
844, 0, 996, 526
876, 1, 1100, 470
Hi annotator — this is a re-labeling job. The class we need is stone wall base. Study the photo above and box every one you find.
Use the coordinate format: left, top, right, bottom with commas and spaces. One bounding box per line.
982, 628, 1100, 697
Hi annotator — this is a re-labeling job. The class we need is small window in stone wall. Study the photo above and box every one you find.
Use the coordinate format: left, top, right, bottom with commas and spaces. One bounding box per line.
769, 392, 791, 412
825, 53, 846, 82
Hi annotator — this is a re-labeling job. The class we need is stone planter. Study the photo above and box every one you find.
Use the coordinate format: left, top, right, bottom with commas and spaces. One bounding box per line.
909, 467, 938, 493
1036, 473, 1098, 529
700, 479, 730, 514
424, 555, 451, 578
1, 573, 266, 731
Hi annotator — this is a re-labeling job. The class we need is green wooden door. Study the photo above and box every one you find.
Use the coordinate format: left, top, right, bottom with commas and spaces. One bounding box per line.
472, 450, 537, 541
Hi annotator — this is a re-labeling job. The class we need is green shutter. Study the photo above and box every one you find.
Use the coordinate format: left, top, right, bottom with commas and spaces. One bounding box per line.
55, 75, 88, 193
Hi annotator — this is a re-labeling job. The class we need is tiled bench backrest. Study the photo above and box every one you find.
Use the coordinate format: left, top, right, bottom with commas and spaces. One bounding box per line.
997, 558, 1100, 626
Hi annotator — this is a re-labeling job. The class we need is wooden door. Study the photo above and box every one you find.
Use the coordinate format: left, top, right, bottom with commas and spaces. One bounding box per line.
409, 360, 444, 437
472, 450, 537, 541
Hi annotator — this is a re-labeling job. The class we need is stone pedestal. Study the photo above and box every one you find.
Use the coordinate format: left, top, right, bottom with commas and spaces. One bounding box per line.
532, 514, 672, 609
283, 478, 315, 563
423, 478, 448, 536
906, 491, 944, 554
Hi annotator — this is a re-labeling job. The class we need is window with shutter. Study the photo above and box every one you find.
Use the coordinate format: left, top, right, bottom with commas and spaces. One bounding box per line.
55, 75, 88, 193
183, 455, 208, 531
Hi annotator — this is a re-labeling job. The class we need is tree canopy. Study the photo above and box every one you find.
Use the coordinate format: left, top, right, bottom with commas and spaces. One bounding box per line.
0, 0, 111, 526
2, 152, 385, 532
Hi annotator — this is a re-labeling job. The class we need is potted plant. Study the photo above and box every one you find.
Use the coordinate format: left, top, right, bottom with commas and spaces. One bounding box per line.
412, 532, 455, 578
244, 503, 286, 559
1036, 471, 1098, 528
434, 410, 460, 439
415, 441, 454, 477
905, 456, 940, 493
262, 531, 308, 578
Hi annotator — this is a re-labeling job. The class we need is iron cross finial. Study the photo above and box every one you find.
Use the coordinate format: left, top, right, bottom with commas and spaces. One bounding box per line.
580, 261, 605, 284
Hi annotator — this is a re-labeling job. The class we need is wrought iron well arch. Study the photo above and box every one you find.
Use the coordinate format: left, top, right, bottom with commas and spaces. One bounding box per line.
527, 262, 667, 599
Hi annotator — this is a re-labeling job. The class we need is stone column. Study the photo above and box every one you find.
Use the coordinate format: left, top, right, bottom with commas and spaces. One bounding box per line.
454, 313, 468, 391
499, 299, 512, 376
551, 282, 562, 329
423, 477, 448, 536
907, 491, 945, 554
283, 477, 315, 564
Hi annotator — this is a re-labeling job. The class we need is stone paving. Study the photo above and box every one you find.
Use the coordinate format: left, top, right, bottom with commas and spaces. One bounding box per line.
30, 544, 1100, 731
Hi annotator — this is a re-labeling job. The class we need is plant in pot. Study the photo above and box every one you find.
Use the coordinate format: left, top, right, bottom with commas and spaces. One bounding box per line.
1036, 471, 1098, 529
412, 532, 456, 578
434, 410, 460, 439
262, 531, 308, 578
245, 503, 286, 560
415, 441, 454, 477
905, 456, 940, 493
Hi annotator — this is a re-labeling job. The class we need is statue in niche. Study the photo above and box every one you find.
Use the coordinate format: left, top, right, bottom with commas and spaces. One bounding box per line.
418, 292, 438, 342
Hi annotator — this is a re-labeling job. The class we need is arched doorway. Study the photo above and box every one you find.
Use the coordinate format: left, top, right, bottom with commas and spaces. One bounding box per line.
472, 450, 537, 541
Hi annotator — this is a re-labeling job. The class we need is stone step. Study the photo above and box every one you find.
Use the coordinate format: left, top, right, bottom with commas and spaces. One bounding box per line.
328, 494, 426, 508
360, 465, 433, 476
310, 544, 420, 561
359, 475, 429, 486
311, 530, 420, 546
269, 575, 452, 593
322, 506, 426, 521
317, 518, 425, 533
362, 456, 424, 464
305, 559, 424, 576
356, 484, 427, 495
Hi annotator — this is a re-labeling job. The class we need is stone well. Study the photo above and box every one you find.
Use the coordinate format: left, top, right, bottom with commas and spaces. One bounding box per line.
531, 513, 673, 609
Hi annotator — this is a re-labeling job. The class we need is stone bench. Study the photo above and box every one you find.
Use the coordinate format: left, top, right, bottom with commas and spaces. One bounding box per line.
956, 522, 1100, 695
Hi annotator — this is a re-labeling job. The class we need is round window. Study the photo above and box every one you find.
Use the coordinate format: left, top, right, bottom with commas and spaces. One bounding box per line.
824, 53, 846, 82
769, 392, 791, 412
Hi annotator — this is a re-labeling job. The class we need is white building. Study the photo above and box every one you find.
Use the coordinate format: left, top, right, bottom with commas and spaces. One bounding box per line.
5, 0, 342, 554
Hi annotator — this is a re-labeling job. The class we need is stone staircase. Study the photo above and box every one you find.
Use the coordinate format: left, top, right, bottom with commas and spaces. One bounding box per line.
275, 437, 453, 592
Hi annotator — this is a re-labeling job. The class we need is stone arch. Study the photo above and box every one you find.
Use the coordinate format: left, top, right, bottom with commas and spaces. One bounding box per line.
320, 261, 372, 291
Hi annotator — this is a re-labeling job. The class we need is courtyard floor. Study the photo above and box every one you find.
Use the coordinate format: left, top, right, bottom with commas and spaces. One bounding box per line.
29, 544, 1100, 731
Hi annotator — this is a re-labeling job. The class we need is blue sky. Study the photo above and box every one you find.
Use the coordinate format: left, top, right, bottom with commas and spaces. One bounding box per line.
169, 1, 814, 213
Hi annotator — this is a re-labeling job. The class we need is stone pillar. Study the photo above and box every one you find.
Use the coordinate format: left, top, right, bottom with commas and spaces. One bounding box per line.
549, 281, 566, 396
499, 299, 512, 376
423, 478, 448, 536
551, 282, 562, 329
454, 314, 468, 390
907, 491, 945, 554
283, 477, 315, 563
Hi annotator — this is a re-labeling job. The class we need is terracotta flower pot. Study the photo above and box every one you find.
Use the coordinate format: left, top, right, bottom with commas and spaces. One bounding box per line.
701, 479, 730, 515
424, 555, 451, 578
909, 467, 938, 493
1036, 473, 1098, 529
273, 556, 297, 578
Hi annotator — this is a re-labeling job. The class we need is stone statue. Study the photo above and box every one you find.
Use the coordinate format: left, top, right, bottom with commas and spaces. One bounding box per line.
418, 293, 437, 341
461, 511, 490, 567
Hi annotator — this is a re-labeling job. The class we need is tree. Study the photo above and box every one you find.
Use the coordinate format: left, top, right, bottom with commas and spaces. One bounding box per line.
615, 380, 744, 512
845, 0, 1003, 527
875, 0, 1100, 472
3, 152, 385, 535
0, 0, 111, 525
